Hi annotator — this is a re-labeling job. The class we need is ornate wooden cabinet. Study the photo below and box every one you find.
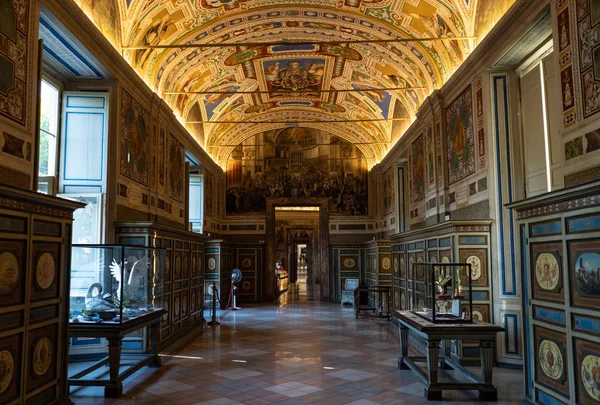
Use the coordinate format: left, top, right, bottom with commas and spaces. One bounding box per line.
115, 222, 207, 349
508, 181, 600, 405
0, 185, 83, 405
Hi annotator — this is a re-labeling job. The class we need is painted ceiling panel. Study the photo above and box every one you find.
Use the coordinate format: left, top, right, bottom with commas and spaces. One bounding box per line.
71, 0, 516, 167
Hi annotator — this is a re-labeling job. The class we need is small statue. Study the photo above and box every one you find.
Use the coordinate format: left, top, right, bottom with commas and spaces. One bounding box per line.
109, 256, 148, 302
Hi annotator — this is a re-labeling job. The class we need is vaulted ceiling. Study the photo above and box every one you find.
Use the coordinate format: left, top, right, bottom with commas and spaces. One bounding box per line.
73, 0, 517, 168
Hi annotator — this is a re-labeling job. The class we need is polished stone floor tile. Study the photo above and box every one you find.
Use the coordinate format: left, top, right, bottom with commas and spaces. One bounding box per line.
68, 288, 526, 404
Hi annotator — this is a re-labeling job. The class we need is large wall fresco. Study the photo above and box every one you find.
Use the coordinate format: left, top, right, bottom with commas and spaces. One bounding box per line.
0, 0, 29, 126
577, 0, 600, 120
120, 89, 149, 186
446, 85, 475, 185
226, 128, 368, 216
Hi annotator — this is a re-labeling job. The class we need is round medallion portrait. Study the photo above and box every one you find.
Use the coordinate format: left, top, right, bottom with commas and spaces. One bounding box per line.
33, 338, 52, 376
538, 339, 564, 381
393, 257, 399, 273
242, 280, 252, 291
472, 310, 484, 322
343, 258, 356, 269
174, 297, 180, 317
581, 354, 600, 401
394, 291, 399, 307
441, 256, 450, 263
0, 350, 14, 394
400, 292, 406, 309
535, 253, 560, 291
400, 257, 405, 272
208, 258, 216, 270
0, 252, 19, 295
466, 255, 482, 281
382, 257, 391, 270
35, 253, 55, 290
417, 256, 424, 263
162, 300, 169, 321
242, 258, 253, 268
182, 295, 188, 315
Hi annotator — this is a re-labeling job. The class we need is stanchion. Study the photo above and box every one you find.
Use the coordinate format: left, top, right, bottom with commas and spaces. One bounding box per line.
208, 282, 220, 326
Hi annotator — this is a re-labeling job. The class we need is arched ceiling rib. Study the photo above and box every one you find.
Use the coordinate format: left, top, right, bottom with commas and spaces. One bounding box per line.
75, 0, 521, 168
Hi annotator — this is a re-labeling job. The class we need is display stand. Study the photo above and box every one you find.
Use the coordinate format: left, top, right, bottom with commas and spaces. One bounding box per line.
68, 310, 165, 397
394, 310, 503, 401
354, 286, 391, 319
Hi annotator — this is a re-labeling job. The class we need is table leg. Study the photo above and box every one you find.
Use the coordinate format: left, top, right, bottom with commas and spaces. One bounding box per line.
398, 325, 410, 370
479, 340, 498, 401
425, 339, 442, 400
149, 322, 162, 367
105, 338, 123, 398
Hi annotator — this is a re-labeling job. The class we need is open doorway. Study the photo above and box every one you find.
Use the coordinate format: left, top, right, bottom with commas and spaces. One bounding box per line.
269, 201, 329, 301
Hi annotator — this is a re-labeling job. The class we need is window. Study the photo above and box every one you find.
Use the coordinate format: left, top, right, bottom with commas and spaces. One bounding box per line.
38, 79, 60, 194
188, 163, 203, 233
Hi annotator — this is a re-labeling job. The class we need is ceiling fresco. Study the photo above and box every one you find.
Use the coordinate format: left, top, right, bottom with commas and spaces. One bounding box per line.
75, 0, 517, 167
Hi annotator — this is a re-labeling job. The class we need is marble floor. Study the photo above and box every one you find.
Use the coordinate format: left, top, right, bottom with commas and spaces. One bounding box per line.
69, 287, 525, 405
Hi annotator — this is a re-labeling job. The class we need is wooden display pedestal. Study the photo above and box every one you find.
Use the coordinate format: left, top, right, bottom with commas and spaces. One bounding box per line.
68, 310, 165, 398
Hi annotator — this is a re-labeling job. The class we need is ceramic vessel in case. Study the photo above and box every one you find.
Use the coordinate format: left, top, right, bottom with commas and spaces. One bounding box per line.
411, 262, 473, 323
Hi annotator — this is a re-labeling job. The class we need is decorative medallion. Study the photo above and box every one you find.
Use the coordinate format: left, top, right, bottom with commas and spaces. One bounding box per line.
539, 339, 564, 381
0, 350, 14, 394
343, 258, 356, 269
581, 354, 600, 401
242, 280, 252, 291
32, 338, 52, 376
174, 296, 180, 317
442, 256, 450, 263
35, 253, 55, 290
394, 290, 399, 308
0, 252, 19, 295
394, 257, 399, 273
535, 253, 560, 291
175, 256, 182, 273
208, 257, 216, 270
382, 257, 391, 270
466, 255, 482, 281
472, 310, 483, 321
242, 258, 253, 268
400, 292, 406, 309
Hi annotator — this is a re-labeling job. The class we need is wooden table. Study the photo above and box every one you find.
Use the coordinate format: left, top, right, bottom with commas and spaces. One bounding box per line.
354, 286, 391, 319
394, 310, 504, 401
68, 310, 165, 397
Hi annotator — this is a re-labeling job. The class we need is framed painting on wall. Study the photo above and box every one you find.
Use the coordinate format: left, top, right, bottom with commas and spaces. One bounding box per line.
575, 338, 600, 405
459, 248, 488, 287
530, 242, 564, 303
569, 239, 600, 309
534, 326, 569, 397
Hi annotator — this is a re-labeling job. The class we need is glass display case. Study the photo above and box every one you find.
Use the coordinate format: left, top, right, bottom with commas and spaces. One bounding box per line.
70, 245, 165, 324
411, 262, 472, 323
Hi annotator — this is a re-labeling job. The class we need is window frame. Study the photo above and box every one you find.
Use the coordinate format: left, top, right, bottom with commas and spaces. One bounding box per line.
38, 75, 63, 195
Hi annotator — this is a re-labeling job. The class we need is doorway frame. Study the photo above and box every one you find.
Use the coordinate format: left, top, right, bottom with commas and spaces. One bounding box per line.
265, 197, 330, 301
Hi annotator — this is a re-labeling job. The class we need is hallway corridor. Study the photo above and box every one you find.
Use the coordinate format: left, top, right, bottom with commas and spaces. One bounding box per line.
70, 292, 525, 405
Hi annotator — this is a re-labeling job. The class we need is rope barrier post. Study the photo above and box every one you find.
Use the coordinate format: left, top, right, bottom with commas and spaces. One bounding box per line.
208, 282, 220, 326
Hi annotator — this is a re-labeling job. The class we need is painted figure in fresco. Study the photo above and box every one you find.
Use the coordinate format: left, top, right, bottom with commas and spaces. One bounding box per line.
136, 14, 173, 70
